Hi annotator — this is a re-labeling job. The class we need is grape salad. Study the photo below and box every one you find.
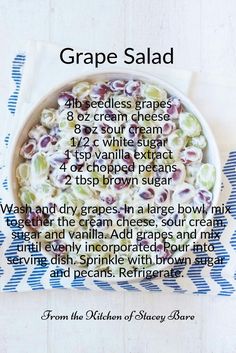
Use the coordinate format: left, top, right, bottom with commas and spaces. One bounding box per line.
15, 79, 216, 277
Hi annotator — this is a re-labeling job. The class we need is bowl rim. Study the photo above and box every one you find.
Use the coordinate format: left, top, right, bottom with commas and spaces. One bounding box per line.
8, 68, 222, 283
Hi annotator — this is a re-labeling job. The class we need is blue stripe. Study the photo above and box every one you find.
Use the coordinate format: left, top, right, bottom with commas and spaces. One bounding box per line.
8, 54, 26, 115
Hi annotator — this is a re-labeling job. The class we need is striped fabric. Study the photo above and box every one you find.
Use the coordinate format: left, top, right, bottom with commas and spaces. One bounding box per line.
8, 54, 26, 115
0, 54, 235, 294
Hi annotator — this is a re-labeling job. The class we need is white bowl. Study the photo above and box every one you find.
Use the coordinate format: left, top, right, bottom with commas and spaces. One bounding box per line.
9, 69, 221, 282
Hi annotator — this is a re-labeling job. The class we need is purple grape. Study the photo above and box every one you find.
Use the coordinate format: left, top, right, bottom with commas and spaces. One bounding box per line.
104, 109, 116, 121
129, 123, 138, 136
84, 145, 93, 154
76, 159, 84, 168
90, 83, 111, 100
114, 180, 128, 190
122, 154, 134, 166
57, 174, 69, 184
171, 212, 180, 222
139, 188, 155, 200
108, 80, 126, 92
50, 170, 70, 189
49, 124, 61, 138
194, 189, 212, 210
50, 239, 67, 256
81, 125, 92, 135
20, 139, 37, 159
172, 169, 182, 182
49, 153, 69, 168
156, 243, 171, 258
138, 239, 149, 246
26, 211, 44, 229
173, 183, 195, 203
80, 99, 90, 111
162, 121, 175, 136
179, 188, 191, 197
98, 123, 109, 134
38, 135, 53, 151
44, 202, 57, 214
155, 188, 169, 204
101, 194, 116, 205
167, 96, 182, 119
117, 206, 125, 218
58, 92, 75, 106
124, 123, 140, 142
94, 158, 107, 166
125, 80, 141, 97
180, 147, 202, 165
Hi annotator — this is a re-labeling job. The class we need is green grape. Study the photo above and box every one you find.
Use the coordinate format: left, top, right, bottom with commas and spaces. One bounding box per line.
190, 135, 207, 149
72, 185, 93, 200
197, 163, 216, 190
19, 187, 36, 205
40, 108, 57, 128
31, 152, 49, 178
59, 118, 75, 131
91, 171, 106, 189
58, 191, 82, 209
179, 112, 202, 137
168, 129, 186, 151
35, 181, 55, 197
16, 162, 30, 186
72, 81, 91, 97
144, 84, 166, 101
